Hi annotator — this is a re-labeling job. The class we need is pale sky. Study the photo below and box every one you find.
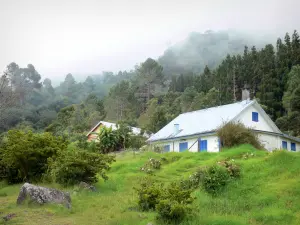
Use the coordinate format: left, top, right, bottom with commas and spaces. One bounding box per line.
0, 0, 299, 81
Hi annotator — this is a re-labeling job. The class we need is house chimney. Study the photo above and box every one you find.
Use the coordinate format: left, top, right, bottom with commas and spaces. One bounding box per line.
174, 124, 179, 135
242, 84, 250, 101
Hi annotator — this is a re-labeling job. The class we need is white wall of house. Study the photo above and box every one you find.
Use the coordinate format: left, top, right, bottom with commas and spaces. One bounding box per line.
279, 138, 300, 152
234, 104, 275, 133
156, 135, 220, 153
257, 133, 281, 151
156, 133, 300, 152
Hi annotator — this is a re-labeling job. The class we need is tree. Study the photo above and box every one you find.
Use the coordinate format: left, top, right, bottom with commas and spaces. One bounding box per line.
283, 65, 300, 113
6, 63, 42, 105
0, 72, 17, 125
136, 58, 164, 108
43, 78, 55, 96
145, 106, 168, 133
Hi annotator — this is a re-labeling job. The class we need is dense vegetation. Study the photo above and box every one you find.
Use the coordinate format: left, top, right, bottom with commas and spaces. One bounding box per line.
1, 30, 300, 138
2, 145, 300, 224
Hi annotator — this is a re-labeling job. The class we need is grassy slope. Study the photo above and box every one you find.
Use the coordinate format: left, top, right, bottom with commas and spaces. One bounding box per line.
1, 145, 300, 225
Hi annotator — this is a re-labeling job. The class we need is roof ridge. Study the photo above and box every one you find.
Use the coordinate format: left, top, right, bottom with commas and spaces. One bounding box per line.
178, 100, 253, 116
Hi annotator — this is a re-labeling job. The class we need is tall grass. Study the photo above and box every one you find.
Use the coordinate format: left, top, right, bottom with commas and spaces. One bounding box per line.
1, 145, 300, 224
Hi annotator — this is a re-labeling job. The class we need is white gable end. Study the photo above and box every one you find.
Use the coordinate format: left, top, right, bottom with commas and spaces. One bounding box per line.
233, 103, 281, 134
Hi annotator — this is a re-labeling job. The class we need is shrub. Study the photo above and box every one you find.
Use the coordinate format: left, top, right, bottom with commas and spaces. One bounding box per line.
156, 199, 188, 223
218, 160, 241, 178
48, 148, 115, 185
135, 179, 162, 211
140, 158, 162, 174
157, 183, 193, 222
135, 180, 194, 222
217, 122, 263, 149
202, 165, 230, 194
0, 130, 67, 183
181, 168, 206, 190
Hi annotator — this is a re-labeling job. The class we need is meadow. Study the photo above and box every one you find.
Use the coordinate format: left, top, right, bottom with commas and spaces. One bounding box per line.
1, 145, 300, 225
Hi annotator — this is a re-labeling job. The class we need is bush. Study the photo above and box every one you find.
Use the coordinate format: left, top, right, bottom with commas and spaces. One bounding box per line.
156, 199, 188, 223
217, 122, 263, 149
135, 180, 194, 222
0, 130, 67, 183
202, 165, 230, 194
218, 160, 240, 178
135, 179, 162, 211
140, 158, 162, 174
180, 168, 206, 190
48, 148, 115, 185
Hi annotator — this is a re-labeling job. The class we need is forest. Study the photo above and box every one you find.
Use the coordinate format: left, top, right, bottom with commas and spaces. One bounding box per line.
0, 30, 300, 138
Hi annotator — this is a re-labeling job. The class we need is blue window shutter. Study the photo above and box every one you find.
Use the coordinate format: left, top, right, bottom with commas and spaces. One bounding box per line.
164, 145, 170, 152
252, 112, 258, 122
200, 140, 207, 152
291, 143, 296, 151
179, 142, 188, 152
282, 141, 287, 150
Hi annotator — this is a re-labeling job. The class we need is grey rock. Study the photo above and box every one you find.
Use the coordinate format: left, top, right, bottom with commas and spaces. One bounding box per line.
16, 183, 71, 209
79, 181, 97, 192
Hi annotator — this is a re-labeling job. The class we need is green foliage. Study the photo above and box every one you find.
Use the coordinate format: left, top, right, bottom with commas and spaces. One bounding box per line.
135, 179, 194, 222
48, 148, 115, 185
156, 199, 188, 223
180, 168, 206, 190
202, 165, 230, 194
217, 122, 263, 149
0, 130, 67, 183
93, 123, 146, 153
135, 179, 162, 211
218, 160, 241, 178
140, 158, 162, 174
96, 127, 119, 153
4, 145, 300, 224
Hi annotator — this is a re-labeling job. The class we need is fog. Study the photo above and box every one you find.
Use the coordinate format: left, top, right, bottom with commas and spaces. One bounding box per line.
0, 0, 299, 82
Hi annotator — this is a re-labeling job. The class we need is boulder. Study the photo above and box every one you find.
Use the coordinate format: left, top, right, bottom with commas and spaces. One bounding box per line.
16, 183, 71, 209
78, 181, 97, 192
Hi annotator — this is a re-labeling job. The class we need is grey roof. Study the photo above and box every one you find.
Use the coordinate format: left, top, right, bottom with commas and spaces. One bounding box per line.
148, 100, 256, 142
282, 133, 300, 143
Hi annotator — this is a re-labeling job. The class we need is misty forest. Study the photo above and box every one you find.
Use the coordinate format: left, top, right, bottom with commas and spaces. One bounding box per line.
2, 29, 300, 225
1, 30, 300, 136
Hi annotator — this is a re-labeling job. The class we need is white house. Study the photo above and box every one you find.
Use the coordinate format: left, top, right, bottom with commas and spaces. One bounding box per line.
147, 100, 300, 152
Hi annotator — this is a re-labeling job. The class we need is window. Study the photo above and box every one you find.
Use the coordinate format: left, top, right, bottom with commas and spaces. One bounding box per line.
164, 145, 170, 152
252, 112, 259, 122
291, 143, 296, 152
282, 141, 287, 150
198, 139, 207, 152
179, 142, 188, 152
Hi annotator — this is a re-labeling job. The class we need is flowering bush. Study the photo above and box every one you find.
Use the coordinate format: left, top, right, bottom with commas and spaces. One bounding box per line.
217, 160, 241, 178
140, 158, 162, 174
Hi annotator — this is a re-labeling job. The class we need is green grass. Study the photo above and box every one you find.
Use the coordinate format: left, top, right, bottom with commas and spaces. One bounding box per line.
1, 145, 300, 225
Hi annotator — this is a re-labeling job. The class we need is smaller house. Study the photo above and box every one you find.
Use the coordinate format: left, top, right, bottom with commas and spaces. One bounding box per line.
86, 121, 147, 142
147, 99, 300, 152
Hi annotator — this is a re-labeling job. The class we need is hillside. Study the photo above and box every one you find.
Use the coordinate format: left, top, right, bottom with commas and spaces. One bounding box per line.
158, 30, 268, 76
1, 145, 300, 225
